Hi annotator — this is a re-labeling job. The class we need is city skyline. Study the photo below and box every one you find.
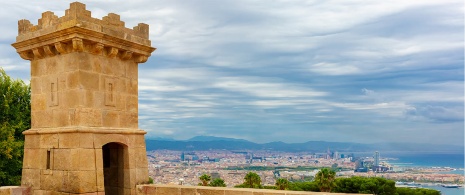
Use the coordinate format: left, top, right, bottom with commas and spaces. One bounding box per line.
1, 1, 463, 146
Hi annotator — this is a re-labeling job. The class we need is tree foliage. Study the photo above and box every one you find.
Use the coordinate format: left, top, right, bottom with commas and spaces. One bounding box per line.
314, 168, 336, 192
209, 178, 226, 187
0, 68, 31, 186
334, 176, 397, 195
235, 172, 262, 189
288, 181, 320, 192
275, 178, 289, 190
396, 187, 440, 195
199, 174, 211, 186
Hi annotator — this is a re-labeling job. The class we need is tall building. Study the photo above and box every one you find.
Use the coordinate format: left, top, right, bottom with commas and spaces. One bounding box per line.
374, 151, 380, 166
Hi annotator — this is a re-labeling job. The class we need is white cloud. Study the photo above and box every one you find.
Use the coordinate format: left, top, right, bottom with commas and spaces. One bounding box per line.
1, 0, 462, 145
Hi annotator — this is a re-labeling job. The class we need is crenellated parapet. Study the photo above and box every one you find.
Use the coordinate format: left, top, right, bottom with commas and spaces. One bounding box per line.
12, 2, 155, 62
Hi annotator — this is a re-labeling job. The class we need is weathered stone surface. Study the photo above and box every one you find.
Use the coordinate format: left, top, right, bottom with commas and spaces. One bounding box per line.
133, 185, 359, 195
155, 186, 181, 195
23, 135, 40, 149
21, 169, 41, 189
0, 186, 31, 195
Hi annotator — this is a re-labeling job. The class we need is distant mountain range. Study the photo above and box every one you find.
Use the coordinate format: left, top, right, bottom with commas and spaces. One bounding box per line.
145, 136, 464, 153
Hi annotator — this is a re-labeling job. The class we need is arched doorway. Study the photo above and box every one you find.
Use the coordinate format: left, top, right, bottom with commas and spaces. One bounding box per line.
102, 142, 127, 195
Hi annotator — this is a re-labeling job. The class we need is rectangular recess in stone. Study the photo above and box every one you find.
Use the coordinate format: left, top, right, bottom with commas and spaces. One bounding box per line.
49, 78, 58, 106
105, 77, 115, 106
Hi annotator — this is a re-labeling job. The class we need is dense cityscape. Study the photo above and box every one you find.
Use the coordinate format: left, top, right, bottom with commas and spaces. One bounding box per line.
147, 149, 464, 187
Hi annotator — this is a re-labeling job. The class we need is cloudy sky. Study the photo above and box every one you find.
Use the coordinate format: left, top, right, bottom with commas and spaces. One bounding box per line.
1, 0, 463, 146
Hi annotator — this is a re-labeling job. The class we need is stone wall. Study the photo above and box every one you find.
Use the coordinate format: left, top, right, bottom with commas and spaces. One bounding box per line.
0, 186, 30, 195
136, 185, 356, 195
0, 185, 363, 195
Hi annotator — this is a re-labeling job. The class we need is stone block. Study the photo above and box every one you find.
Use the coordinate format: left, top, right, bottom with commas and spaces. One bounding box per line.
115, 77, 127, 93
196, 188, 225, 195
115, 94, 125, 111
31, 77, 42, 94
112, 60, 125, 77
143, 185, 157, 195
53, 148, 71, 171
127, 148, 136, 169
126, 95, 138, 112
63, 54, 79, 72
79, 149, 96, 171
79, 71, 100, 91
125, 168, 137, 188
127, 79, 138, 95
75, 108, 102, 127
124, 188, 135, 195
32, 94, 47, 111
156, 186, 180, 195
82, 90, 95, 108
93, 91, 105, 109
94, 149, 103, 168
53, 110, 69, 127
44, 59, 59, 75
93, 134, 128, 148
126, 62, 138, 79
68, 171, 97, 193
180, 187, 197, 195
101, 59, 113, 75
23, 149, 42, 169
64, 89, 81, 108
135, 168, 148, 185
68, 171, 81, 193
31, 60, 41, 77
60, 171, 71, 192
91, 58, 102, 73
135, 148, 148, 168
33, 190, 46, 195
58, 133, 80, 148
252, 190, 282, 195
33, 110, 53, 128
225, 188, 253, 195
80, 171, 98, 193
253, 190, 280, 195
129, 135, 146, 148
79, 133, 94, 148
95, 169, 104, 192
31, 77, 43, 95
34, 60, 47, 77
77, 53, 92, 71
22, 168, 41, 190
120, 112, 138, 128
102, 110, 119, 127
24, 134, 40, 149
67, 71, 80, 89
40, 170, 62, 192
39, 133, 59, 148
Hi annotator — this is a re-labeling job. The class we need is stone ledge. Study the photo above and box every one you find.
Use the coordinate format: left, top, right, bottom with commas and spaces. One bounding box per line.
0, 186, 30, 195
23, 127, 147, 135
136, 184, 357, 195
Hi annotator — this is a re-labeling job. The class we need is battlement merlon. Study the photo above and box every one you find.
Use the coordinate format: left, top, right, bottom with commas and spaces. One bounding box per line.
12, 2, 156, 63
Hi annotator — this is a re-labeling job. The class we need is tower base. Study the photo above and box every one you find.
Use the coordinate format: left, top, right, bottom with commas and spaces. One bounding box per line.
21, 128, 149, 195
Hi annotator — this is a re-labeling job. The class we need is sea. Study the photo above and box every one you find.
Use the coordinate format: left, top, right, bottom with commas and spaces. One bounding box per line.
376, 152, 464, 195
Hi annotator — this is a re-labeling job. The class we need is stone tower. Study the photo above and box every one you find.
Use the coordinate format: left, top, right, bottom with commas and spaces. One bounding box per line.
12, 2, 155, 195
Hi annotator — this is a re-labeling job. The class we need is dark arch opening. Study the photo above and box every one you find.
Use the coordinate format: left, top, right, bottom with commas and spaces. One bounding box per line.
102, 142, 127, 195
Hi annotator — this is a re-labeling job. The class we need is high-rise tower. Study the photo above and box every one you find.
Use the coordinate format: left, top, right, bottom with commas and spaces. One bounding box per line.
12, 2, 155, 194
374, 151, 380, 167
